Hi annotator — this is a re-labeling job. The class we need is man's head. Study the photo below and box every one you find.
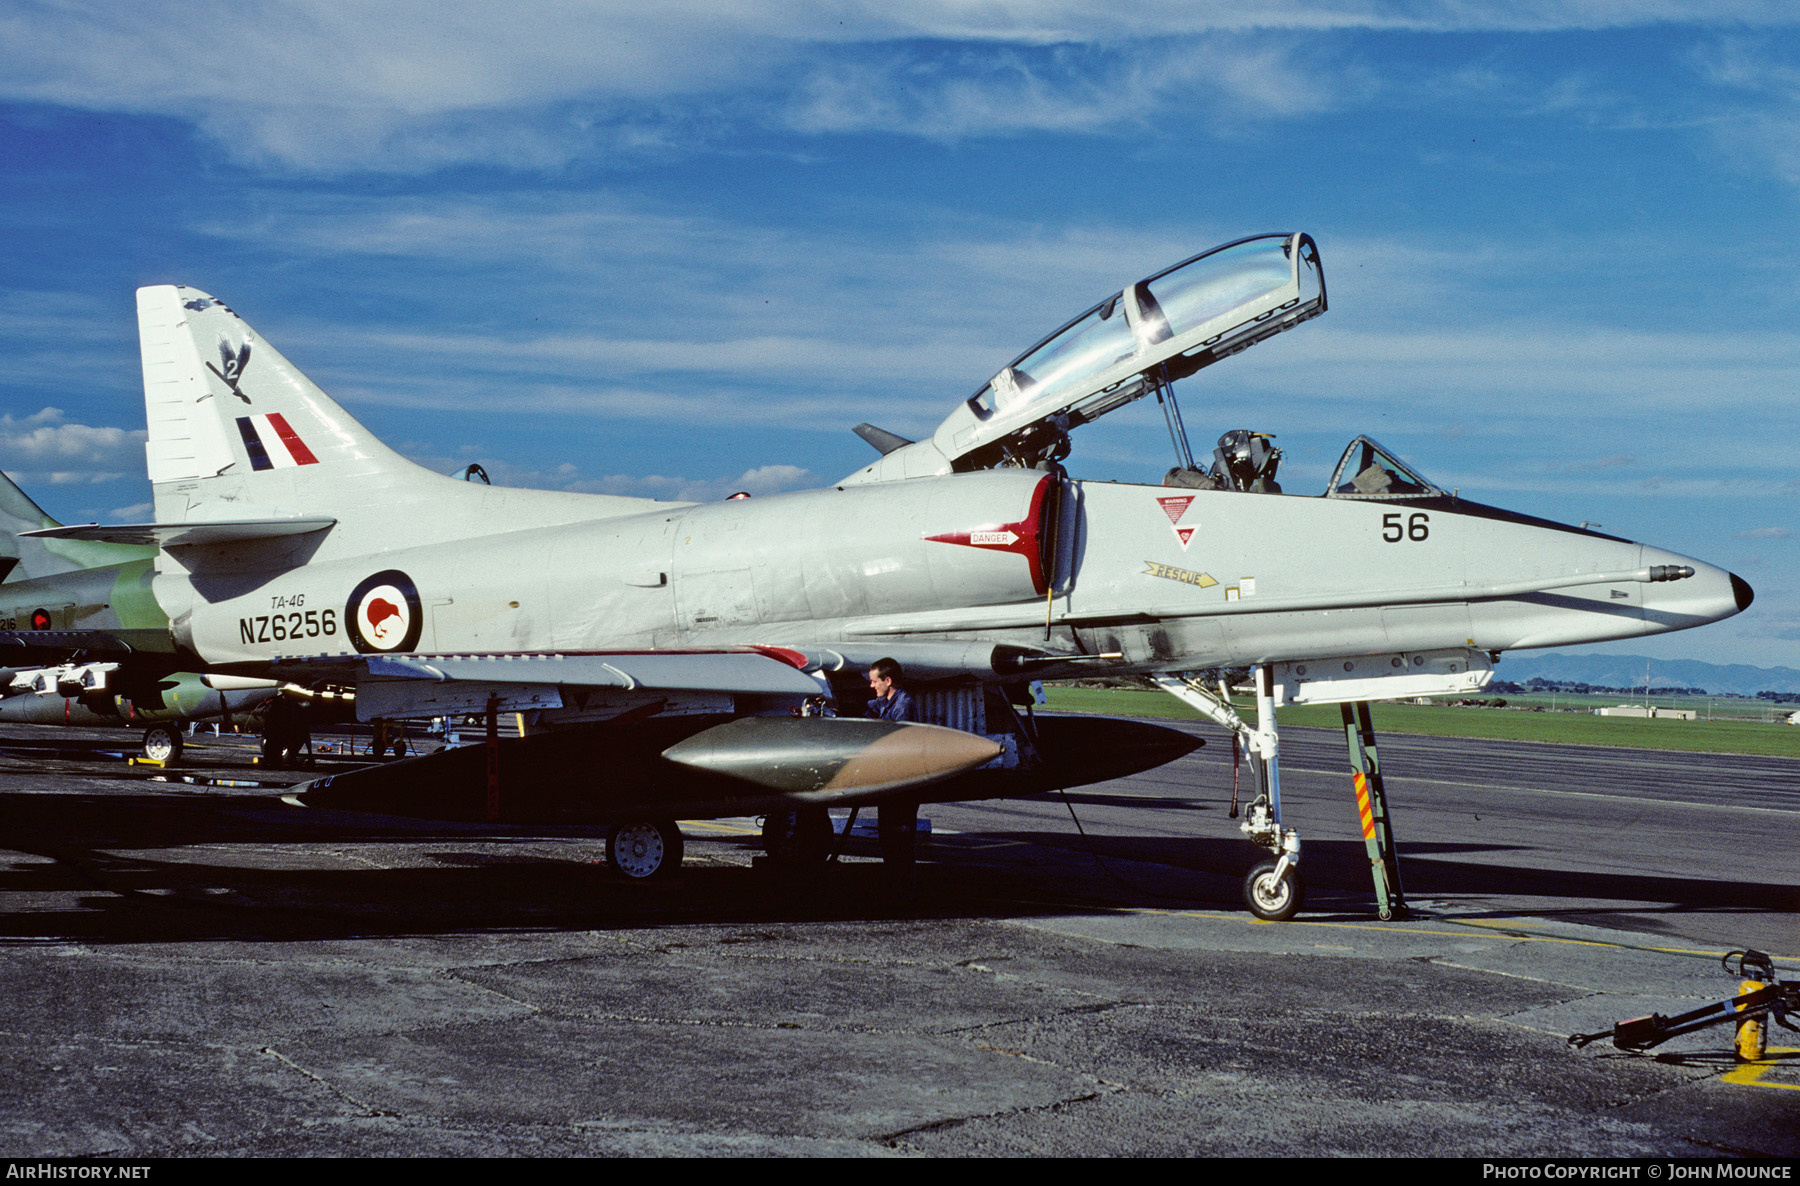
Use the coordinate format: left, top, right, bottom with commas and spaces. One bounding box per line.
868, 657, 903, 699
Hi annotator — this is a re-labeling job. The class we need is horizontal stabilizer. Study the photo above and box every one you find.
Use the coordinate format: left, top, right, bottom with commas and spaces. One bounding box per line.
21, 517, 336, 548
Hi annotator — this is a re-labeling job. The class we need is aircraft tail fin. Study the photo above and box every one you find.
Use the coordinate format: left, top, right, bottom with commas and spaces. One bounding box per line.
136, 286, 663, 559
138, 286, 432, 515
0, 469, 154, 582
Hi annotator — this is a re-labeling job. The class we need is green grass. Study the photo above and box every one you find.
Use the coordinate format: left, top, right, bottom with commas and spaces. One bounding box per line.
1040, 686, 1800, 759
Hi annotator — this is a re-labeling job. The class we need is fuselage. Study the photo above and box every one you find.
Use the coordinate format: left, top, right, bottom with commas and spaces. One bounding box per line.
0, 558, 168, 644
156, 469, 1747, 680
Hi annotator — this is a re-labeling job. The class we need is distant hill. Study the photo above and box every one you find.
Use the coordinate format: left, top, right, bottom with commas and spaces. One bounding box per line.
1492, 652, 1800, 697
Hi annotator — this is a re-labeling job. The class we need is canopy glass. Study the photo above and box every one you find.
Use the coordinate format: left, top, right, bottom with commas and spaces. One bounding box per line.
946, 233, 1324, 470
1324, 436, 1444, 499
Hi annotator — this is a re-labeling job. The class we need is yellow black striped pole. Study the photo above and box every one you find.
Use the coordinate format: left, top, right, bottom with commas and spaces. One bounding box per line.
1341, 701, 1406, 920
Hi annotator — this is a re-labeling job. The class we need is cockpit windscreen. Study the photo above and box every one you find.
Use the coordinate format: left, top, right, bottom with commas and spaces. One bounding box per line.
1325, 436, 1443, 499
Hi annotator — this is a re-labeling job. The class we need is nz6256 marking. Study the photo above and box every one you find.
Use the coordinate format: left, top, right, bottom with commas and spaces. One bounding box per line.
238, 609, 336, 646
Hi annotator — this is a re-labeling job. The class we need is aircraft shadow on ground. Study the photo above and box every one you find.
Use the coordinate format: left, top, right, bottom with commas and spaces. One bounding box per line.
929, 828, 1800, 918
0, 792, 1793, 946
0, 790, 1189, 945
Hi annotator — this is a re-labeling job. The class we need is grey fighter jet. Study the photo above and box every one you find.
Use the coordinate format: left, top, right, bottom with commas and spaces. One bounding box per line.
27, 234, 1752, 909
0, 470, 280, 760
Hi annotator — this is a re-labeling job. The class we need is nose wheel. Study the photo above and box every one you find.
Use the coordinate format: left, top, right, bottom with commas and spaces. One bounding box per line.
1243, 858, 1303, 922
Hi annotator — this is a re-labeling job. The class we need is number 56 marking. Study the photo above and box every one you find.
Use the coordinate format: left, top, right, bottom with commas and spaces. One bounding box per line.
1382, 512, 1430, 542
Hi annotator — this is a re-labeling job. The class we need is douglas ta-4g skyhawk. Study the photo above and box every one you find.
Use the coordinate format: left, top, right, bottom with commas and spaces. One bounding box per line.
18, 233, 1752, 918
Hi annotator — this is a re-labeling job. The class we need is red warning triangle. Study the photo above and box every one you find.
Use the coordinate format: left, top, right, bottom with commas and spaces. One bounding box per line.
1174, 527, 1195, 549
1156, 495, 1194, 525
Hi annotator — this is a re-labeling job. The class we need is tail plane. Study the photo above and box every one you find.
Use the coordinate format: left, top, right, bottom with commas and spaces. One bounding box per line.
133, 286, 660, 558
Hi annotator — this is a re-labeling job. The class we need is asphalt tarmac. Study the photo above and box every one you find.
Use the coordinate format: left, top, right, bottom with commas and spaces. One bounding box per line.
0, 719, 1795, 1157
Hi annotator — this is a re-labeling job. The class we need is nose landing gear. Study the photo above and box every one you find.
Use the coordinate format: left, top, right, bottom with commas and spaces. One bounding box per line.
1154, 667, 1411, 923
1155, 666, 1304, 920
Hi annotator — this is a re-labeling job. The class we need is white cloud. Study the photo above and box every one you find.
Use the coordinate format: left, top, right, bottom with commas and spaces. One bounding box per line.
565, 463, 816, 502
190, 192, 1220, 431
0, 408, 146, 485
1688, 38, 1800, 190
781, 37, 1339, 140
395, 440, 816, 501
5, 2, 1795, 172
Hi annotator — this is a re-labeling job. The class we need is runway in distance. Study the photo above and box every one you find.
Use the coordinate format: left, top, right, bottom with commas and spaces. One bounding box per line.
0, 470, 279, 761
14, 233, 1753, 909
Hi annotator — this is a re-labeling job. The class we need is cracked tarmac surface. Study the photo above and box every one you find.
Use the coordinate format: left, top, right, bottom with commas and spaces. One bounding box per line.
0, 722, 1795, 1157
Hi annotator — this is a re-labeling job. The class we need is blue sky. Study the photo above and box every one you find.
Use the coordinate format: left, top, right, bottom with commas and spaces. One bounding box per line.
0, 1, 1794, 668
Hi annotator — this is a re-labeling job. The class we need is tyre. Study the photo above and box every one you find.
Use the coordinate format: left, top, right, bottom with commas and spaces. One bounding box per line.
760, 808, 833, 867
607, 819, 685, 881
1243, 858, 1303, 921
142, 725, 182, 764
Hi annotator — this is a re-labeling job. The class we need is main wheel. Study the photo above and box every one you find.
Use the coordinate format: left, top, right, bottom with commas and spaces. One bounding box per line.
607, 819, 685, 882
1243, 859, 1303, 921
761, 807, 833, 867
142, 725, 183, 763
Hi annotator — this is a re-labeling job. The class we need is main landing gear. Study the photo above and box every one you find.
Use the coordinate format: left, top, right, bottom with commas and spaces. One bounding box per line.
606, 818, 685, 881
761, 807, 834, 869
758, 802, 920, 892
140, 724, 183, 764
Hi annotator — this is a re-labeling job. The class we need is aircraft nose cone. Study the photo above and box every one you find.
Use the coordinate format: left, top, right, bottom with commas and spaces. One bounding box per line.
1731, 573, 1755, 612
1635, 551, 1750, 634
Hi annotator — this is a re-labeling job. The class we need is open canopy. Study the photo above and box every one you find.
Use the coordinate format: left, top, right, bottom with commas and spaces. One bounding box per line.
932, 232, 1325, 471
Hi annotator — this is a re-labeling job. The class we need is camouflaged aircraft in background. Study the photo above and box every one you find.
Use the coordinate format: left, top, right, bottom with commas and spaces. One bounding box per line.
0, 471, 279, 761
19, 233, 1752, 910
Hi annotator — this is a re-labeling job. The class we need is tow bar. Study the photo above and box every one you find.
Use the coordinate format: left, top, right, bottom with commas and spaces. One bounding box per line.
1568, 949, 1798, 1056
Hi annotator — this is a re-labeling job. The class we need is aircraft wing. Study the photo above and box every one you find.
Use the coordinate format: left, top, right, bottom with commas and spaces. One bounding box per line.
271, 646, 830, 721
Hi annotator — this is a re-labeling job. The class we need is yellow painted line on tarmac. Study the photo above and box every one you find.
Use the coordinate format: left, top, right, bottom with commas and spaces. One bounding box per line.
1722, 1047, 1800, 1092
1458, 918, 1800, 964
1134, 907, 1800, 964
1144, 908, 1465, 940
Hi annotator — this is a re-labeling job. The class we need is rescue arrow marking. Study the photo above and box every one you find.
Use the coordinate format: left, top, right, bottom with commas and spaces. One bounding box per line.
1144, 561, 1218, 588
